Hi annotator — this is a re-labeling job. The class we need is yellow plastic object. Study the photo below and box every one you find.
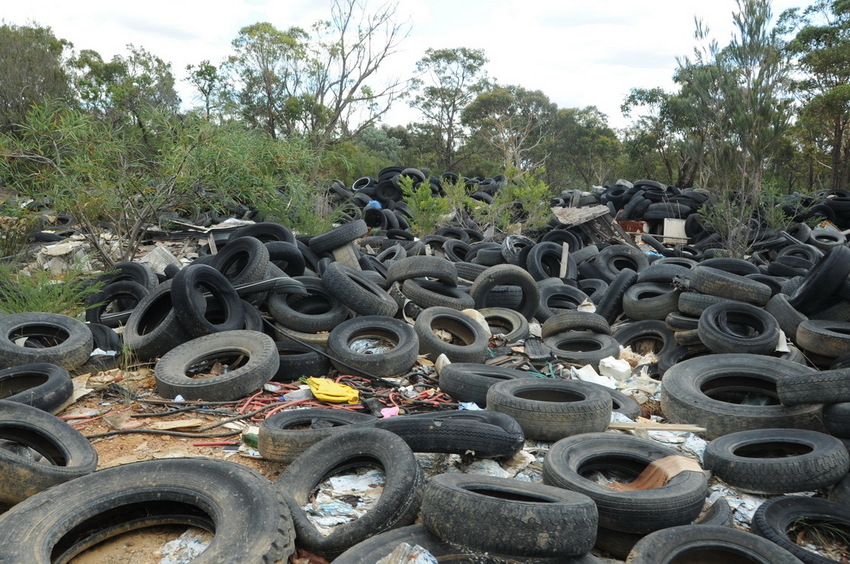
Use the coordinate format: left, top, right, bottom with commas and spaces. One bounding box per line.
303, 377, 359, 404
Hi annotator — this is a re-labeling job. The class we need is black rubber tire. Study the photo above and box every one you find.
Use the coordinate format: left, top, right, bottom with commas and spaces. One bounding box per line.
327, 316, 419, 377
594, 244, 650, 282
637, 262, 693, 284
374, 410, 525, 459
477, 307, 530, 341
400, 279, 475, 310
542, 432, 708, 534
796, 320, 850, 358
622, 282, 681, 321
334, 524, 602, 564
209, 235, 270, 286
0, 362, 72, 413
542, 311, 611, 337
500, 234, 536, 265
0, 312, 93, 371
266, 276, 349, 333
0, 457, 295, 564
84, 279, 150, 328
0, 399, 98, 504
171, 263, 244, 337
525, 241, 578, 281
660, 353, 825, 439
685, 266, 772, 306
703, 428, 850, 494
308, 219, 368, 254
776, 367, 850, 405
470, 264, 541, 321
543, 331, 621, 369
123, 279, 193, 362
385, 255, 458, 286
486, 378, 612, 441
455, 260, 488, 283
766, 292, 809, 342
265, 241, 306, 277
276, 426, 423, 559
230, 220, 296, 244
626, 524, 804, 564
89, 260, 159, 293
665, 311, 700, 331
751, 496, 850, 564
788, 245, 850, 314
421, 473, 597, 558
612, 320, 676, 359
438, 362, 537, 407
697, 301, 781, 355
272, 340, 330, 382
321, 261, 398, 317
258, 408, 376, 463
608, 387, 642, 419
677, 291, 744, 317
535, 283, 590, 321
414, 306, 489, 363
155, 330, 278, 401
596, 268, 639, 324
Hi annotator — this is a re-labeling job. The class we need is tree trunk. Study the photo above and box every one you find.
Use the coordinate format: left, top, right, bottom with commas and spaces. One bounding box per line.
676, 158, 698, 188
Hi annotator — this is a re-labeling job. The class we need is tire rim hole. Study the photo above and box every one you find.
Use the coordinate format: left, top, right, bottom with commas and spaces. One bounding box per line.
550, 339, 603, 353
0, 373, 49, 397
701, 376, 780, 406
306, 463, 386, 534
514, 389, 586, 403
349, 337, 397, 355
669, 548, 775, 563
624, 336, 663, 355
467, 487, 549, 503
185, 354, 249, 378
0, 429, 67, 465
786, 518, 850, 561
55, 501, 214, 562
732, 441, 814, 458
11, 325, 70, 348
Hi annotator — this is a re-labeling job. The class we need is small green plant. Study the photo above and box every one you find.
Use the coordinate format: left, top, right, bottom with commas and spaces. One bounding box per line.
400, 175, 452, 238
788, 518, 850, 560
471, 168, 554, 238
0, 262, 103, 317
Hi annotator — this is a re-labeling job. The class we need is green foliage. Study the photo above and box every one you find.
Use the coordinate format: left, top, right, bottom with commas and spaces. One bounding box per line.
543, 107, 624, 189
0, 102, 321, 260
400, 176, 451, 238
0, 23, 73, 133
473, 169, 554, 237
0, 261, 101, 317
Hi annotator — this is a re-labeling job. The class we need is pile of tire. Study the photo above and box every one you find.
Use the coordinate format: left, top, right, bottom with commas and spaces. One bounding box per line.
7, 169, 850, 561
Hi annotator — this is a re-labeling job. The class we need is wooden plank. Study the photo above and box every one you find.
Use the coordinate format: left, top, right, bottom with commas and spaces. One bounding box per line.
608, 422, 706, 433
149, 418, 205, 430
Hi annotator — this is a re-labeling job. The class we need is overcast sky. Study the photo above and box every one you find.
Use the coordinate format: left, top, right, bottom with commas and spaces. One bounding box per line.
5, 0, 804, 130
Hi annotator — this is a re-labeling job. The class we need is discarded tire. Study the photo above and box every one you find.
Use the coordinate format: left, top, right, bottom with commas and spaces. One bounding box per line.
0, 362, 73, 413
327, 316, 419, 377
486, 378, 612, 441
258, 408, 376, 463
414, 306, 489, 363
703, 428, 850, 494
155, 330, 278, 401
626, 524, 803, 564
0, 312, 93, 371
0, 399, 98, 505
421, 473, 598, 558
661, 354, 825, 439
438, 362, 536, 407
751, 496, 850, 564
0, 457, 295, 563
697, 301, 781, 355
543, 432, 708, 534
277, 426, 423, 559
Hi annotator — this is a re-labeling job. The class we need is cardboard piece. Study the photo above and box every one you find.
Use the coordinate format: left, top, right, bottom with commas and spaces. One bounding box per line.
605, 455, 704, 492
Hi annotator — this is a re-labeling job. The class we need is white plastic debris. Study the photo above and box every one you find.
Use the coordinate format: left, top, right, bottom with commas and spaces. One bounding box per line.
304, 468, 385, 535
599, 356, 631, 382
570, 365, 617, 388
462, 458, 510, 479
157, 529, 211, 563
458, 402, 483, 411
376, 543, 438, 564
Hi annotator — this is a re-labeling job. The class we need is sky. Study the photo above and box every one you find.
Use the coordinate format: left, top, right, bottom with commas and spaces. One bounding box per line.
4, 0, 805, 130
